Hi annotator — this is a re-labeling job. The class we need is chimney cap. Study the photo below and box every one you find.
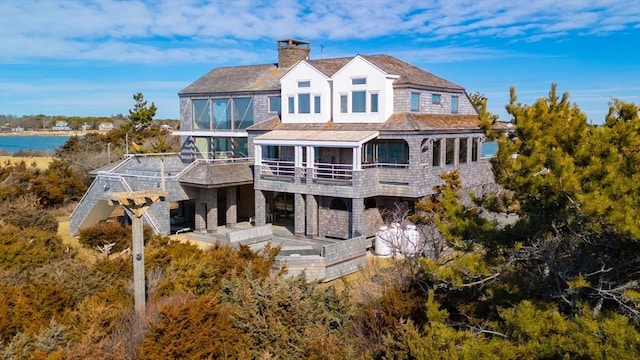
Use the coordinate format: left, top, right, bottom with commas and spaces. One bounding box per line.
277, 39, 311, 49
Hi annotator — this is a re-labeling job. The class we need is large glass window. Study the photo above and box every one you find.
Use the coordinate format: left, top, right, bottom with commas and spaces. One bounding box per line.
193, 97, 253, 130
411, 92, 420, 112
314, 95, 321, 114
445, 138, 455, 165
193, 99, 211, 130
352, 91, 366, 113
452, 96, 459, 114
233, 98, 253, 129
370, 93, 378, 113
268, 96, 281, 113
432, 139, 441, 166
374, 140, 409, 165
213, 99, 231, 129
459, 137, 468, 164
340, 94, 347, 113
298, 93, 310, 114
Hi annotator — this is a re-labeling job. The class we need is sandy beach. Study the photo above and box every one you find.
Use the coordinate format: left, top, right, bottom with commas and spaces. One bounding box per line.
0, 130, 97, 136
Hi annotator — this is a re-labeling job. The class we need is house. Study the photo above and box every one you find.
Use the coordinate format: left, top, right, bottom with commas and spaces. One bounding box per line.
98, 122, 114, 131
70, 39, 495, 280
52, 121, 71, 131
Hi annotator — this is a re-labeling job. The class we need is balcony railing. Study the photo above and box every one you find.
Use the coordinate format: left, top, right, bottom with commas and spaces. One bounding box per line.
260, 160, 296, 179
313, 163, 353, 183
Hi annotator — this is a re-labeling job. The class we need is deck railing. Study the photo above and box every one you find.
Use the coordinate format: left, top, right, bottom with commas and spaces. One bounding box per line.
260, 160, 296, 179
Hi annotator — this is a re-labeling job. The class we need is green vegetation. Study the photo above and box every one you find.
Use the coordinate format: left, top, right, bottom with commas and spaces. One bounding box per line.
1, 88, 639, 358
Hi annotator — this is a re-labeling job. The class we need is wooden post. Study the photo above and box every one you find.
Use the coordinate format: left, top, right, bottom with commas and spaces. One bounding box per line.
131, 212, 145, 317
109, 190, 166, 319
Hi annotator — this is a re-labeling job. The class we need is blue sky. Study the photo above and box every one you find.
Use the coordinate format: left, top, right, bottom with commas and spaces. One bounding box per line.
0, 0, 638, 123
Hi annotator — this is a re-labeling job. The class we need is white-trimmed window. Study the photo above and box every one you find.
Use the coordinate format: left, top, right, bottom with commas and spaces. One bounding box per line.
432, 94, 441, 104
298, 80, 310, 88
352, 77, 366, 85
352, 91, 366, 113
451, 96, 459, 114
411, 92, 420, 112
298, 93, 310, 113
314, 95, 321, 114
287, 96, 294, 114
370, 93, 379, 113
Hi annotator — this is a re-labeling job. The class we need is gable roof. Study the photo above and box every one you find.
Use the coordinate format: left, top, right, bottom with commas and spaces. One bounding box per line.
180, 54, 464, 96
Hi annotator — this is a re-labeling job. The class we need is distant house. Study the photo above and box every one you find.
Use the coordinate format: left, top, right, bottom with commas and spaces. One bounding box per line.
52, 121, 71, 131
98, 122, 114, 131
160, 124, 173, 131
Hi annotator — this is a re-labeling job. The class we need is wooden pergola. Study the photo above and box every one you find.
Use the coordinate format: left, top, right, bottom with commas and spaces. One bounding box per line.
108, 190, 166, 318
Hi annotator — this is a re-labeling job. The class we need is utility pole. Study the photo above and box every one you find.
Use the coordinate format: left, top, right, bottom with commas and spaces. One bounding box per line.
108, 190, 166, 318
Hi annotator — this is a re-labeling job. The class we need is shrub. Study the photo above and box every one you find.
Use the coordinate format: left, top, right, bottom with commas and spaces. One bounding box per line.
78, 221, 153, 253
0, 195, 58, 232
0, 225, 66, 272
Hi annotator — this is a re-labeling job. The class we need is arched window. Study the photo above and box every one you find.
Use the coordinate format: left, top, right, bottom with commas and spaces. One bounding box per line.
330, 198, 348, 210
365, 198, 377, 209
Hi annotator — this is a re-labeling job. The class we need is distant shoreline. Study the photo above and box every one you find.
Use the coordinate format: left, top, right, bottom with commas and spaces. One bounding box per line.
0, 130, 99, 137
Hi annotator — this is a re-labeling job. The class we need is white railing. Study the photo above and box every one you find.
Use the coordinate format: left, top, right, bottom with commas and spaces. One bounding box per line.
260, 160, 296, 178
313, 162, 353, 182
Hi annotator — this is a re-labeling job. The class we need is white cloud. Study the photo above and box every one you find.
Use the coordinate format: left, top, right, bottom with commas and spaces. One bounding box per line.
1, 0, 638, 65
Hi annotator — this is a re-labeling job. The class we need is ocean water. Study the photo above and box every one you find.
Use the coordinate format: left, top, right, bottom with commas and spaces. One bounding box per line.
482, 141, 498, 157
0, 135, 71, 154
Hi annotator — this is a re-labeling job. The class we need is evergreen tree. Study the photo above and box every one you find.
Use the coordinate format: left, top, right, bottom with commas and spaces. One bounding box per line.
126, 92, 157, 134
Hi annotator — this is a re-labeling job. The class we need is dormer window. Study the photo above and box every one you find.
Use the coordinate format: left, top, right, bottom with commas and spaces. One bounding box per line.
298, 93, 310, 113
352, 91, 366, 113
451, 96, 459, 114
352, 77, 366, 85
411, 92, 420, 112
298, 80, 310, 88
432, 94, 441, 104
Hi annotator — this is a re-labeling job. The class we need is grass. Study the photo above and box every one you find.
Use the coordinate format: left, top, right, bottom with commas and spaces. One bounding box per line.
0, 155, 53, 170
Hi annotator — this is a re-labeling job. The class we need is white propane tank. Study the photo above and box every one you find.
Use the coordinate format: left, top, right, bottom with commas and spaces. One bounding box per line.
374, 226, 391, 257
403, 224, 420, 257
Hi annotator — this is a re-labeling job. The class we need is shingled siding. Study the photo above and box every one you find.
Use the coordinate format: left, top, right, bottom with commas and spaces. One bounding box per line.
70, 156, 192, 236
321, 235, 373, 281
393, 88, 476, 115
272, 235, 373, 282
319, 208, 350, 239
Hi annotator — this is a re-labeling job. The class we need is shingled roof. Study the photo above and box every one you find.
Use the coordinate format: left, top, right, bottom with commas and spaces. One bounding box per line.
179, 54, 463, 96
178, 163, 254, 188
247, 113, 481, 133
179, 64, 284, 95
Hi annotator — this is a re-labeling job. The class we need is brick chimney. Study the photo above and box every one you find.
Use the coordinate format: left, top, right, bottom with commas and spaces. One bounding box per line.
277, 39, 310, 68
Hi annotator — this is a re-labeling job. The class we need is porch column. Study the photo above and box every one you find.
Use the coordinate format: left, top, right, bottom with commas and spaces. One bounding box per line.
226, 187, 237, 227
351, 197, 365, 238
205, 188, 218, 233
255, 189, 266, 226
306, 146, 315, 183
306, 194, 318, 237
353, 146, 362, 170
294, 193, 305, 236
195, 202, 206, 232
